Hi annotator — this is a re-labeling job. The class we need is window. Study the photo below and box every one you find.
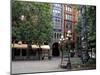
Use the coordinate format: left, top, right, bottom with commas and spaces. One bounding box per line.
66, 14, 70, 20
57, 33, 59, 39
68, 15, 70, 20
60, 33, 61, 38
53, 10, 60, 13
66, 6, 68, 11
58, 33, 60, 39
56, 12, 61, 17
66, 6, 72, 12
22, 49, 27, 56
54, 4, 58, 7
54, 4, 61, 7
68, 7, 70, 11
29, 50, 36, 56
70, 15, 73, 21
66, 14, 73, 21
14, 49, 20, 56
66, 14, 67, 19
55, 18, 61, 23
66, 22, 72, 29
53, 10, 57, 13
69, 7, 72, 12
69, 15, 73, 20
57, 13, 60, 16
54, 33, 56, 39
53, 9, 61, 17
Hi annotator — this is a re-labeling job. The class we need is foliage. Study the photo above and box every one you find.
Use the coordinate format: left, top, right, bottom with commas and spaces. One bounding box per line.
75, 6, 96, 49
86, 58, 96, 65
12, 1, 53, 45
87, 6, 96, 48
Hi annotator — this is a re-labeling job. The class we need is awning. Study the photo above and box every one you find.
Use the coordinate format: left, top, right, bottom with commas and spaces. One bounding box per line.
31, 45, 39, 49
41, 45, 50, 50
12, 44, 28, 49
12, 44, 50, 50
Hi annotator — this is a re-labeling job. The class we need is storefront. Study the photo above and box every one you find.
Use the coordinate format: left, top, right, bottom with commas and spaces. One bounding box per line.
12, 44, 50, 60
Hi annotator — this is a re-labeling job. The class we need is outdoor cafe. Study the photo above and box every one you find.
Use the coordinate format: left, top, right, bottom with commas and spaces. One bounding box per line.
12, 42, 51, 60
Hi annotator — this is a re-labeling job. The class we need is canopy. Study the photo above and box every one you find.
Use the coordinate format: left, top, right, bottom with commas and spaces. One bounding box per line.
12, 44, 50, 50
41, 45, 50, 50
12, 44, 28, 49
31, 45, 39, 49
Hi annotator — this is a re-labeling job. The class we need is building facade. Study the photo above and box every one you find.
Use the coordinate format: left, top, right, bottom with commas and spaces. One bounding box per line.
51, 4, 64, 57
51, 4, 79, 57
52, 4, 63, 43
64, 4, 79, 48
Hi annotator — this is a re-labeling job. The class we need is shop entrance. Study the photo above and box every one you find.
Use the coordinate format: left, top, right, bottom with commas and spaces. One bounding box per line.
52, 42, 60, 57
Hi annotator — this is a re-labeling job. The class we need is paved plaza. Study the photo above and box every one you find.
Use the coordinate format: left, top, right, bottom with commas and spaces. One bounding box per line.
11, 57, 82, 74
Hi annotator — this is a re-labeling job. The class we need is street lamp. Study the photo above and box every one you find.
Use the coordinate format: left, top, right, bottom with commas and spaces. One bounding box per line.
20, 15, 25, 21
60, 35, 64, 41
59, 30, 72, 69
66, 30, 72, 69
59, 35, 65, 65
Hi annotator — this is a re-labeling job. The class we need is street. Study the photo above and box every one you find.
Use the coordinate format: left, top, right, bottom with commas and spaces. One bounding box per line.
11, 57, 82, 74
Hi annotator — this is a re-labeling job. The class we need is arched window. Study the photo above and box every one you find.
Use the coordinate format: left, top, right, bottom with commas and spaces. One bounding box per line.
57, 33, 59, 39
54, 33, 56, 39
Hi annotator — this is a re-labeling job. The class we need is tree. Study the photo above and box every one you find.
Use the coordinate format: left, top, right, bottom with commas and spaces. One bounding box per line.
12, 1, 53, 59
12, 1, 53, 46
75, 6, 96, 59
87, 6, 96, 58
74, 12, 82, 57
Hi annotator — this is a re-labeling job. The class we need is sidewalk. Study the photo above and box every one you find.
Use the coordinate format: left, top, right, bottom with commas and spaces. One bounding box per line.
11, 57, 82, 74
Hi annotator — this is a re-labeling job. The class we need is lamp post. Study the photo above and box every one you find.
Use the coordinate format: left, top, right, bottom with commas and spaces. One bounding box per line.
59, 30, 72, 69
59, 35, 65, 65
65, 30, 72, 69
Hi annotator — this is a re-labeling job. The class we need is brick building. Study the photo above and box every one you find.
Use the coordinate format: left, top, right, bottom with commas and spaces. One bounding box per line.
64, 4, 79, 48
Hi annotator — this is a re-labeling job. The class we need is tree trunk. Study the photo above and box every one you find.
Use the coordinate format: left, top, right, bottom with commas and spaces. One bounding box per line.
91, 48, 92, 58
38, 44, 42, 60
27, 42, 32, 60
